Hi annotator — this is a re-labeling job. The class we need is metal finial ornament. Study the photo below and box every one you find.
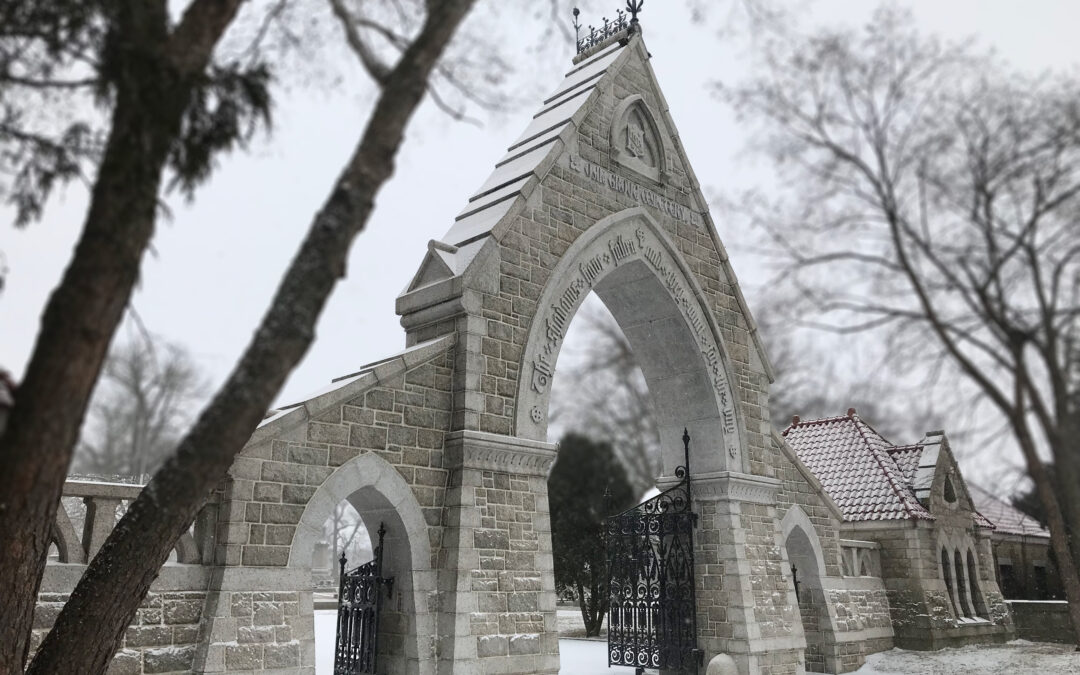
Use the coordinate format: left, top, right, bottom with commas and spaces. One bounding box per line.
626, 0, 643, 25
574, 4, 634, 53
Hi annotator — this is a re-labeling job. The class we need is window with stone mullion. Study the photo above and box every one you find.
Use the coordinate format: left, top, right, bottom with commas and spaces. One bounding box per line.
954, 549, 974, 618
966, 550, 987, 618
941, 548, 960, 618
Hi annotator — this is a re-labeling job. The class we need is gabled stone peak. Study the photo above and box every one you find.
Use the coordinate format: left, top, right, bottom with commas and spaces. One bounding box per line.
397, 29, 775, 381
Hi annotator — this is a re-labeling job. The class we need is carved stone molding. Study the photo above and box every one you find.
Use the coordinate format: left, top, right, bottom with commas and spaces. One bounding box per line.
513, 208, 744, 471
444, 430, 557, 476
658, 471, 781, 505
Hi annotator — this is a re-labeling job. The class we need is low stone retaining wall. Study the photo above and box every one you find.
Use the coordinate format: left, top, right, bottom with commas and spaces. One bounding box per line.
1008, 600, 1077, 645
34, 565, 210, 674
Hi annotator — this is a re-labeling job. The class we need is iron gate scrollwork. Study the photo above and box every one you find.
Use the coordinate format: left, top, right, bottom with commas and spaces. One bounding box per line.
335, 523, 394, 675
607, 429, 702, 673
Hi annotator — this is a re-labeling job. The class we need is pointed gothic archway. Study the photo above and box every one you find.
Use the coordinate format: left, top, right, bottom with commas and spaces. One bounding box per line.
289, 452, 435, 675
512, 206, 747, 477
781, 505, 837, 674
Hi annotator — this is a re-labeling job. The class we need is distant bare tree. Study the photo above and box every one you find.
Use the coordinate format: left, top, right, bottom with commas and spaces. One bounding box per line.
551, 298, 660, 495
756, 304, 933, 440
325, 501, 371, 569
728, 6, 1080, 639
72, 329, 205, 480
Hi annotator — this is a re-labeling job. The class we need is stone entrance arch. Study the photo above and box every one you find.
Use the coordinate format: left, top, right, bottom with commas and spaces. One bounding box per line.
782, 506, 837, 673
194, 29, 818, 675
289, 452, 435, 675
513, 206, 745, 475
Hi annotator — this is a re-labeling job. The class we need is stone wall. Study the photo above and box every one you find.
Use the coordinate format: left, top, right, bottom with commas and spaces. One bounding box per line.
34, 567, 209, 674
992, 535, 1064, 600
1008, 601, 1077, 644
827, 587, 892, 634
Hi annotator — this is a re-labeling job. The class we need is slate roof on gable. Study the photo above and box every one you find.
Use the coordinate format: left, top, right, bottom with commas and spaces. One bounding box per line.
437, 40, 630, 248
969, 483, 1050, 538
782, 412, 933, 522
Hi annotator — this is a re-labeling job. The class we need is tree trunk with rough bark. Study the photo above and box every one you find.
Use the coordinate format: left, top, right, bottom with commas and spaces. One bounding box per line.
0, 1, 244, 668
1011, 399, 1080, 644
25, 2, 475, 671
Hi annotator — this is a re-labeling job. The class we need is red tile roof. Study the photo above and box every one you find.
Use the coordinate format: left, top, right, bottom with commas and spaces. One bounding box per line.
968, 484, 1049, 538
887, 444, 923, 484
783, 412, 933, 522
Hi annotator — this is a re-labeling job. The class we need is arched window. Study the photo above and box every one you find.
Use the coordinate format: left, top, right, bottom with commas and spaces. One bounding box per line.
967, 550, 987, 618
859, 550, 877, 577
954, 549, 973, 617
944, 476, 957, 503
941, 548, 959, 617
841, 548, 856, 576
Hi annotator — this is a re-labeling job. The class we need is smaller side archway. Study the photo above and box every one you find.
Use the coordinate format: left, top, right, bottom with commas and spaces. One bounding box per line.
781, 506, 836, 674
290, 453, 435, 675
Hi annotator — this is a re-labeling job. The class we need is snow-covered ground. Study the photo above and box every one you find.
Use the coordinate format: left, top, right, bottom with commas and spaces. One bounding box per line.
314, 610, 645, 674
853, 641, 1080, 674
314, 610, 1080, 674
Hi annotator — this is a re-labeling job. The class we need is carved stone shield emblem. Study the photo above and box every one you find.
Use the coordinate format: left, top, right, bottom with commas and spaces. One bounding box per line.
626, 122, 646, 158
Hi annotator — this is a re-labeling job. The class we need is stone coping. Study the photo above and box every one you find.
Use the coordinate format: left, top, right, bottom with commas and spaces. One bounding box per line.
822, 576, 888, 592
40, 563, 209, 594
63, 479, 144, 499
839, 538, 880, 549
833, 626, 895, 642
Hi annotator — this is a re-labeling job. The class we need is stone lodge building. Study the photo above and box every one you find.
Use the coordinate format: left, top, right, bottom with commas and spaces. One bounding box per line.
782, 411, 1013, 652
30, 25, 1051, 675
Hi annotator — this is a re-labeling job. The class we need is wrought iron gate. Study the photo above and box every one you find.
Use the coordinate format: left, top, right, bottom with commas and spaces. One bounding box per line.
335, 523, 394, 675
606, 430, 701, 673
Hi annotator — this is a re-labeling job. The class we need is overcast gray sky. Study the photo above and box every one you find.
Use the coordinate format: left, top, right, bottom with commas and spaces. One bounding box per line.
3, 1, 1079, 465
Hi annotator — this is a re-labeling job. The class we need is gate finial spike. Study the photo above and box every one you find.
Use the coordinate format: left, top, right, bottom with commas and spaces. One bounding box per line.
682, 427, 691, 476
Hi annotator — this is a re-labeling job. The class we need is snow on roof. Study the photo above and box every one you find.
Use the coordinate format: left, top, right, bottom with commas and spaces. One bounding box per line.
887, 444, 923, 485
437, 38, 630, 248
258, 336, 453, 431
968, 483, 1049, 538
782, 410, 933, 522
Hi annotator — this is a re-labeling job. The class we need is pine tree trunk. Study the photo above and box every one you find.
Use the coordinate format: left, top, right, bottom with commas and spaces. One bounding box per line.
0, 2, 245, 667
25, 2, 475, 671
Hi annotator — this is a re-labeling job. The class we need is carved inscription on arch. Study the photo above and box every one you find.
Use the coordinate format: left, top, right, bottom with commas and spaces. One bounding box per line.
568, 154, 699, 227
525, 225, 740, 460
